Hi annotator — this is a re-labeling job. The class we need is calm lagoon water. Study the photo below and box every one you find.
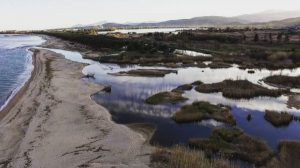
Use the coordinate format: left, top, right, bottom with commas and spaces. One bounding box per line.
0, 35, 44, 110
3, 35, 300, 159
46, 48, 300, 150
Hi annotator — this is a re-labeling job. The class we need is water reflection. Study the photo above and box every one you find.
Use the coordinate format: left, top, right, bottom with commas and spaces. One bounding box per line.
49, 48, 300, 150
174, 49, 212, 57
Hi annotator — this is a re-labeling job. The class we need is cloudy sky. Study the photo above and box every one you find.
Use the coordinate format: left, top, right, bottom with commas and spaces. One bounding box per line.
0, 0, 299, 30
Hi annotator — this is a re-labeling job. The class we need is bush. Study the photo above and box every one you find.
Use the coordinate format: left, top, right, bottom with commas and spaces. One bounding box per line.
189, 128, 272, 165
264, 75, 300, 88
268, 52, 290, 61
195, 80, 289, 99
264, 110, 293, 127
173, 101, 236, 125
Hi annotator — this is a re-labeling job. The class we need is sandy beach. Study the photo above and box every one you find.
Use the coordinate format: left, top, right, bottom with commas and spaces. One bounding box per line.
0, 37, 152, 168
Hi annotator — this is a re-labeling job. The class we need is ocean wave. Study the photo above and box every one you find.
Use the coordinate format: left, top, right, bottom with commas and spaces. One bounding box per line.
0, 49, 34, 111
0, 35, 44, 112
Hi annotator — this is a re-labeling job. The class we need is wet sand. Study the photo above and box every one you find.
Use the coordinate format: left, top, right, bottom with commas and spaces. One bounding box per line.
0, 38, 152, 167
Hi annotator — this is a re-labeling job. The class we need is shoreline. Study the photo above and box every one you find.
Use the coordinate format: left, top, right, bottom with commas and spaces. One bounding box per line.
40, 35, 157, 143
0, 49, 38, 121
0, 37, 152, 167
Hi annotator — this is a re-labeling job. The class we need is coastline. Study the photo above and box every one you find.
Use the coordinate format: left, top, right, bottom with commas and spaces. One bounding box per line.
39, 35, 158, 144
0, 37, 152, 167
0, 49, 38, 121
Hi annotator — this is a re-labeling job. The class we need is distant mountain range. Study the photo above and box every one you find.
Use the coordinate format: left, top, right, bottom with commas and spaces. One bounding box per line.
252, 17, 300, 29
236, 10, 300, 23
72, 10, 300, 29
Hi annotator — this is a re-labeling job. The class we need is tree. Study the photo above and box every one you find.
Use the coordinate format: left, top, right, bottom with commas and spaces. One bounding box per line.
277, 33, 283, 42
264, 33, 268, 42
243, 34, 247, 41
269, 33, 273, 43
284, 34, 290, 42
89, 28, 98, 35
254, 33, 259, 42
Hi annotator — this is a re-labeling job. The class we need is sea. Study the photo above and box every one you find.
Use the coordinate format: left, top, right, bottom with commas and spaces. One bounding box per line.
0, 34, 44, 111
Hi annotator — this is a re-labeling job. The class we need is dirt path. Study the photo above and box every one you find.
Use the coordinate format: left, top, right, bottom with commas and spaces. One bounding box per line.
0, 48, 152, 168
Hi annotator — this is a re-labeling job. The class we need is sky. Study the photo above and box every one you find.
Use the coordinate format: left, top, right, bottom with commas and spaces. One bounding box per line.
0, 0, 300, 30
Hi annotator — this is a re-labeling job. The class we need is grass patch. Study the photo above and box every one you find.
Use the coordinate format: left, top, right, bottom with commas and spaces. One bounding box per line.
151, 145, 236, 168
110, 69, 177, 77
266, 141, 300, 168
145, 91, 188, 105
195, 80, 289, 99
208, 62, 232, 69
277, 141, 300, 168
264, 110, 293, 127
172, 101, 236, 125
189, 128, 272, 165
191, 80, 203, 86
172, 84, 193, 93
264, 75, 300, 88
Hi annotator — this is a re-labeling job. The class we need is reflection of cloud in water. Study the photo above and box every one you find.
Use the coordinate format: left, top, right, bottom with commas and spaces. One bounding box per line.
85, 60, 300, 114
48, 48, 300, 114
184, 90, 298, 112
198, 119, 224, 127
51, 48, 300, 148
94, 93, 180, 118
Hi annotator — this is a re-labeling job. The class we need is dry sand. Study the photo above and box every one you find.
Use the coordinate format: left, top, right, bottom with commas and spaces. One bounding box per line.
0, 38, 152, 168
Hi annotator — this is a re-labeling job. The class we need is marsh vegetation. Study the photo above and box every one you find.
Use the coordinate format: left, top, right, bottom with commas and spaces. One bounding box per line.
39, 28, 300, 168
189, 128, 272, 165
145, 91, 188, 105
264, 75, 300, 88
195, 80, 289, 99
109, 69, 177, 77
173, 101, 236, 125
39, 28, 300, 69
264, 110, 293, 127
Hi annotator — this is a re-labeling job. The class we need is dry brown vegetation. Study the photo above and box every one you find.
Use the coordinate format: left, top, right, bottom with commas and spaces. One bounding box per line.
146, 83, 195, 105
189, 128, 272, 166
195, 80, 289, 99
109, 69, 177, 77
151, 145, 236, 168
172, 84, 193, 93
173, 101, 236, 125
264, 75, 300, 88
264, 110, 293, 127
145, 91, 188, 105
265, 141, 300, 168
